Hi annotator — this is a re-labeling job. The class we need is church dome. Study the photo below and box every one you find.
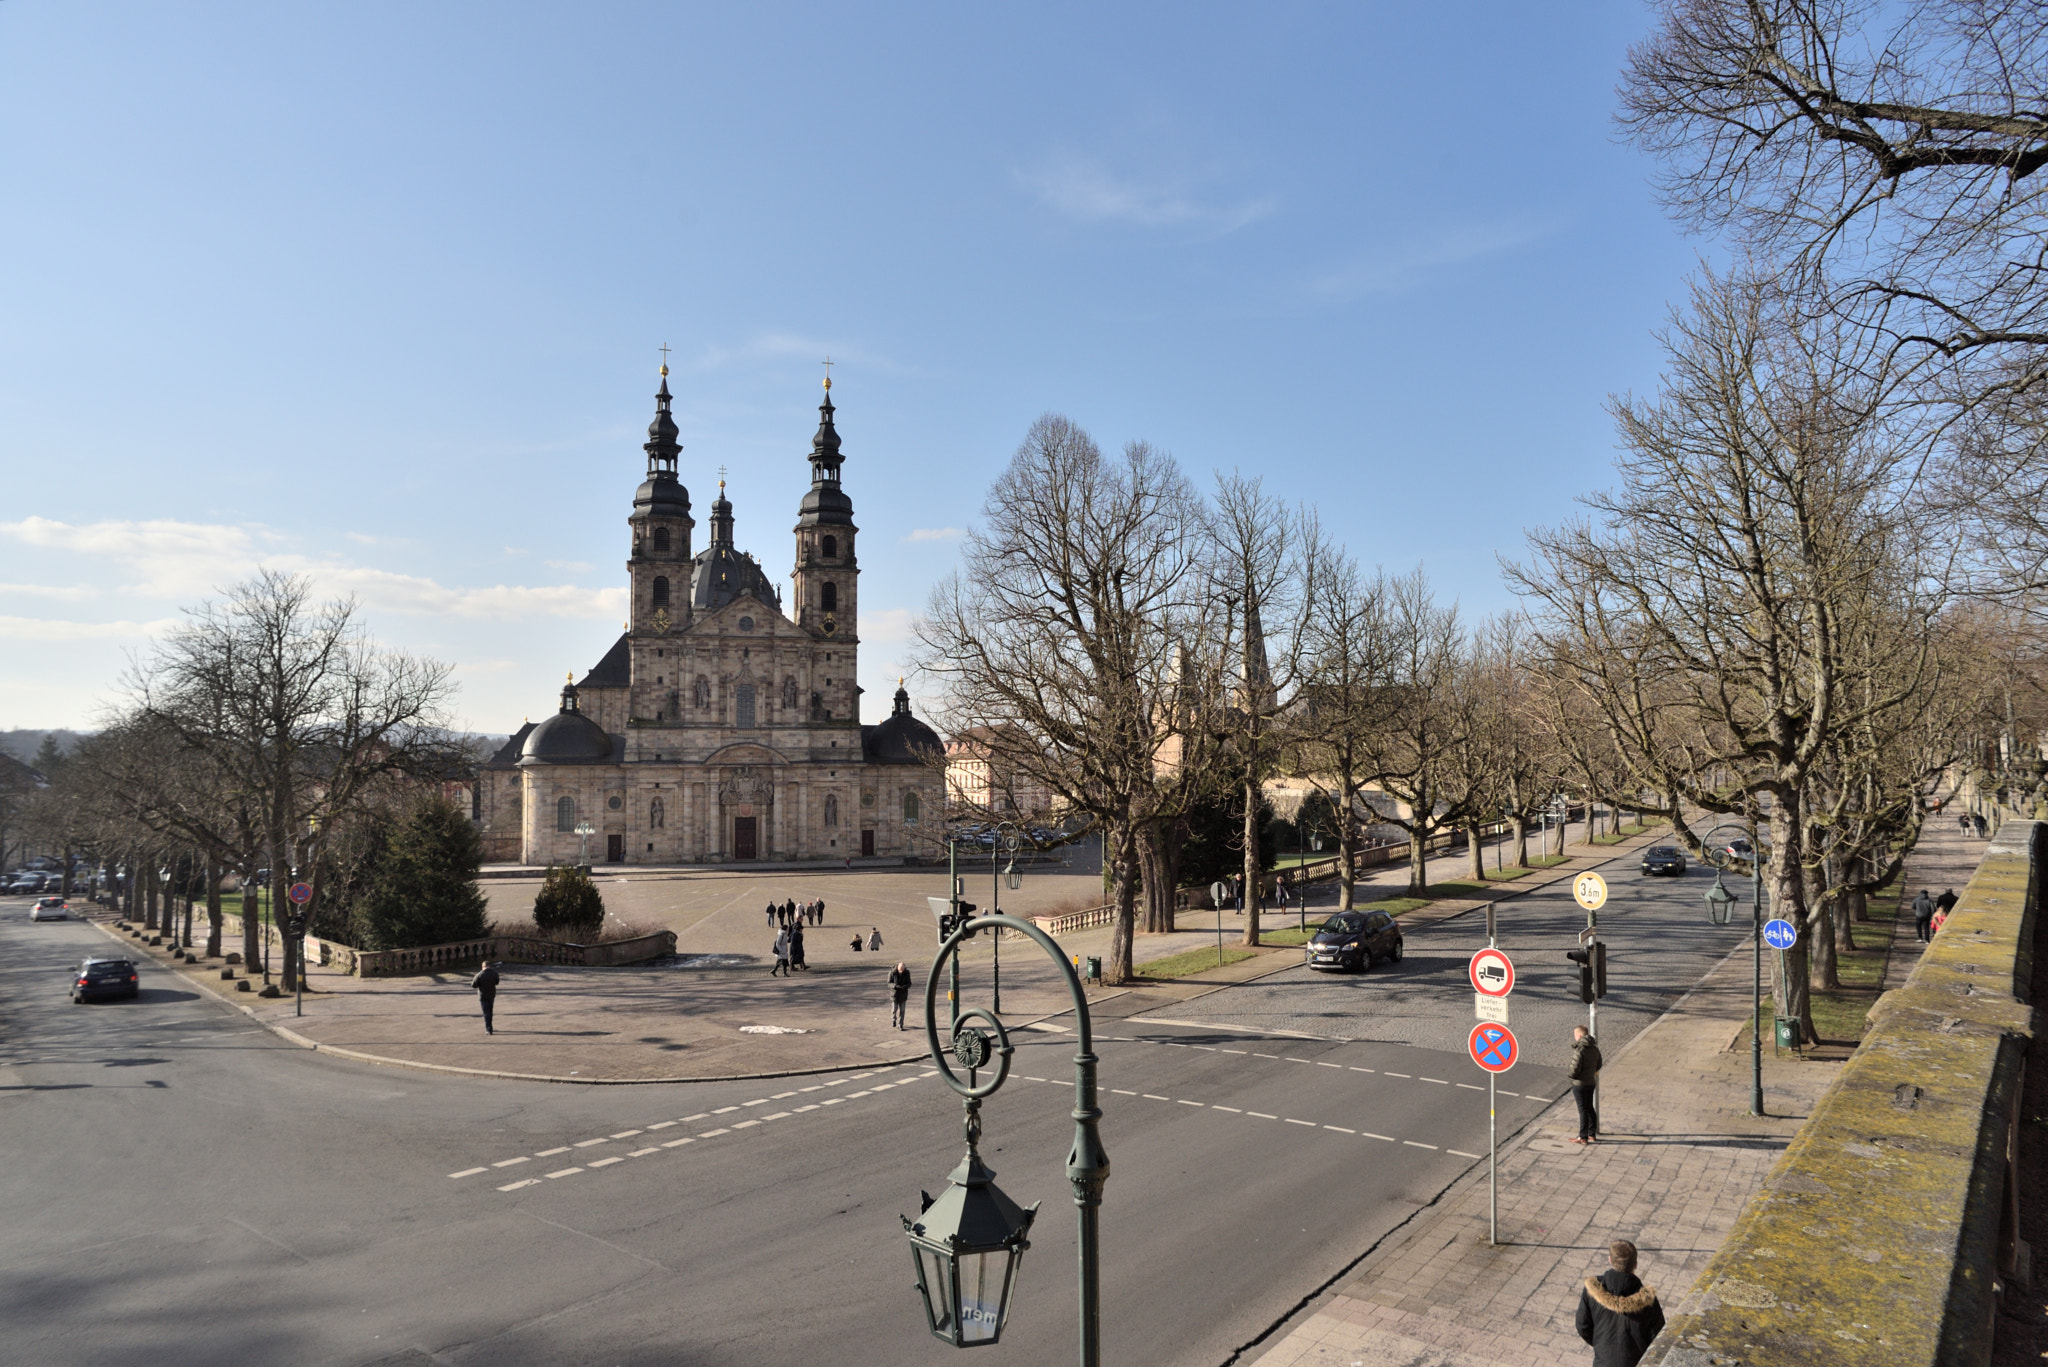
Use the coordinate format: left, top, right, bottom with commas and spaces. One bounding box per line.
863, 685, 943, 766
518, 679, 614, 766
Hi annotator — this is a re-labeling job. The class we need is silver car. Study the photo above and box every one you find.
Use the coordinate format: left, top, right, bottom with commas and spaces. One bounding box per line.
29, 896, 70, 921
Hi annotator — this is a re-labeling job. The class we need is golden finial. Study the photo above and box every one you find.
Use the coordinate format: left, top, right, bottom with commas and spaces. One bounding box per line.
567, 671, 574, 683
822, 355, 833, 391
658, 342, 671, 378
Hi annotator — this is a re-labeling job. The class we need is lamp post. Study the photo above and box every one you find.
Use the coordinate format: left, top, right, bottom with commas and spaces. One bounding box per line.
1703, 821, 1766, 1116
909, 912, 1109, 1364
990, 823, 1025, 1016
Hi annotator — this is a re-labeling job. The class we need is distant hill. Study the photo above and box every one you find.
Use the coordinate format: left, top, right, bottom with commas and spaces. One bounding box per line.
0, 730, 89, 764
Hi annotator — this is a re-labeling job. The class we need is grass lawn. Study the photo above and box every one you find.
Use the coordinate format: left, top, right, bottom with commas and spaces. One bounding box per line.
1526, 854, 1571, 868
1734, 870, 1905, 1048
1137, 944, 1262, 979
1589, 822, 1658, 846
1257, 926, 1319, 947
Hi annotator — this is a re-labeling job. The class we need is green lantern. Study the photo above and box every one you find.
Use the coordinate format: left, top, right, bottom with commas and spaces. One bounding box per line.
1705, 874, 1737, 926
903, 1136, 1038, 1347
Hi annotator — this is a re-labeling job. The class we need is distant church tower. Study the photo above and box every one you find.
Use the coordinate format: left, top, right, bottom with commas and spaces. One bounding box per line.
791, 374, 858, 647
628, 364, 695, 637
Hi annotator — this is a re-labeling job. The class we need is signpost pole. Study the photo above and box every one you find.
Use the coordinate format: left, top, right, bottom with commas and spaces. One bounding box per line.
1488, 1070, 1498, 1245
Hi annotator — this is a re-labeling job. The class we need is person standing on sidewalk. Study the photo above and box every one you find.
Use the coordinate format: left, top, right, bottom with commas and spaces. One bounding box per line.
789, 922, 807, 971
867, 926, 883, 953
1574, 1240, 1663, 1367
765, 902, 777, 929
889, 961, 912, 1029
1913, 889, 1937, 942
471, 961, 501, 1035
1569, 1025, 1602, 1144
771, 929, 790, 976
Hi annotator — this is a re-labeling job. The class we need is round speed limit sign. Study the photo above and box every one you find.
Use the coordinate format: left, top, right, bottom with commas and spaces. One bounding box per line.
1573, 872, 1608, 912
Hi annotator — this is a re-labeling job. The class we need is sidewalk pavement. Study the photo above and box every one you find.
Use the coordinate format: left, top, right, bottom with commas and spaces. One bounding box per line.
89, 822, 1676, 1085
1245, 816, 1983, 1367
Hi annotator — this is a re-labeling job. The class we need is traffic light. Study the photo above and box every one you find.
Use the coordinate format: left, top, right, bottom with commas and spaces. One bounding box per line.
1566, 944, 1609, 1002
939, 901, 978, 939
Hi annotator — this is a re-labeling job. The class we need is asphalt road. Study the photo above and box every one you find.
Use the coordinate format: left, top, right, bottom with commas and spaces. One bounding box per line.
0, 847, 1731, 1367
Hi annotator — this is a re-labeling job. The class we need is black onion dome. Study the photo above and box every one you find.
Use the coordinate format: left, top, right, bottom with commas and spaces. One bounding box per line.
863, 685, 942, 765
637, 373, 691, 516
797, 386, 855, 527
519, 680, 614, 766
690, 545, 781, 612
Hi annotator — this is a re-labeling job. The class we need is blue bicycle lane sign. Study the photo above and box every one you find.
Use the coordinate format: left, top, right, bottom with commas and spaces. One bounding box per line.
1468, 1022, 1518, 1073
1763, 918, 1797, 950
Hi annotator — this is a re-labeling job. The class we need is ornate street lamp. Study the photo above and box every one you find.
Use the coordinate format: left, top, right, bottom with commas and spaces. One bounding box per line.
1703, 822, 1766, 1115
1704, 874, 1736, 925
908, 915, 1109, 1364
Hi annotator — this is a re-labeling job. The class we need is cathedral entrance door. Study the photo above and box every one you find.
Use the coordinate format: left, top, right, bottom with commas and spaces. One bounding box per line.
860, 830, 875, 857
606, 834, 624, 863
734, 817, 757, 860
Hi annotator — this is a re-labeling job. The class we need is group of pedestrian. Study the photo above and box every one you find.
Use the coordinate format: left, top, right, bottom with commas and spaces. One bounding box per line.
766, 897, 826, 929
849, 925, 883, 954
1912, 887, 1959, 942
1959, 810, 1990, 838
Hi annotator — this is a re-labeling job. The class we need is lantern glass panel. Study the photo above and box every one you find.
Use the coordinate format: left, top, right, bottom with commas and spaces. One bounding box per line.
910, 1242, 952, 1338
958, 1248, 1017, 1343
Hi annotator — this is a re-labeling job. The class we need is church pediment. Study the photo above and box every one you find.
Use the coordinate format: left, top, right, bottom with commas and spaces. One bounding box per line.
684, 594, 794, 637
705, 742, 787, 766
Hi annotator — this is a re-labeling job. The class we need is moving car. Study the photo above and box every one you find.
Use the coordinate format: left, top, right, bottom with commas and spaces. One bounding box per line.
1640, 846, 1687, 876
1305, 909, 1404, 973
72, 956, 139, 1003
29, 896, 70, 921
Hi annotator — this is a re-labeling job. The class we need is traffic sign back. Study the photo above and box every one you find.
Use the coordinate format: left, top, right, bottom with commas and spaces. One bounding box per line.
1763, 918, 1797, 949
1469, 948, 1515, 997
1469, 1022, 1518, 1073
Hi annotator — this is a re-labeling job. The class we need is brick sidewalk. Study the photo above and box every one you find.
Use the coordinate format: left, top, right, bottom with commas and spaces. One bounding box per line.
1245, 817, 1985, 1367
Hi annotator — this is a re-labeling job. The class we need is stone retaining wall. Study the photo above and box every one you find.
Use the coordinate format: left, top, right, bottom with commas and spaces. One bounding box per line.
1645, 821, 2040, 1367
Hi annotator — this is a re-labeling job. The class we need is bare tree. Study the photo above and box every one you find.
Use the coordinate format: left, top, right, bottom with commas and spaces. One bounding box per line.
916, 416, 1212, 984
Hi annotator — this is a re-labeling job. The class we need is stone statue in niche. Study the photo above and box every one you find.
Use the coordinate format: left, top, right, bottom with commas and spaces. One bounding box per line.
824, 795, 839, 828
693, 676, 710, 708
783, 676, 798, 711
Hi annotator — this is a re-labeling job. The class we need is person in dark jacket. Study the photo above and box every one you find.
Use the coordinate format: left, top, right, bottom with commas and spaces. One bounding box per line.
789, 923, 806, 971
1935, 888, 1958, 919
1569, 1026, 1602, 1144
889, 961, 913, 1029
471, 962, 501, 1034
1912, 889, 1937, 942
1575, 1240, 1663, 1367
765, 902, 777, 928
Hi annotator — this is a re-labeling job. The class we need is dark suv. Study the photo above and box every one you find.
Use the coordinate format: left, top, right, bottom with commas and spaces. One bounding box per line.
73, 957, 139, 1003
1641, 845, 1688, 876
1306, 910, 1404, 973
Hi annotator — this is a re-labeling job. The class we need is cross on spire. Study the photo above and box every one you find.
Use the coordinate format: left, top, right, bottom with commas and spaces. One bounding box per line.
822, 355, 833, 390
658, 342, 672, 375
717, 463, 727, 491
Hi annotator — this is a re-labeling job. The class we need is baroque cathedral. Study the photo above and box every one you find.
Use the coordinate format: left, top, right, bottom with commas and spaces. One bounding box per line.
475, 367, 945, 866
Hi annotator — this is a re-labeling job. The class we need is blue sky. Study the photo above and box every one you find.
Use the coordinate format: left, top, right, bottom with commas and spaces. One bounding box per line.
0, 2, 1698, 733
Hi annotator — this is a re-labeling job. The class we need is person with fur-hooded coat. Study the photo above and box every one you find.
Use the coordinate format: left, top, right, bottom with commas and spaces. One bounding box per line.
1575, 1240, 1663, 1366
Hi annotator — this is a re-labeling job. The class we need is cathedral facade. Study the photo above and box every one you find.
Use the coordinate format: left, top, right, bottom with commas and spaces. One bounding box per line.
475, 369, 945, 867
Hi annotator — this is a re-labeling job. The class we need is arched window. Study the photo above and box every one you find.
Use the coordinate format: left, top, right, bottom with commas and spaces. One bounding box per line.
735, 684, 756, 728
902, 792, 921, 826
653, 527, 670, 553
650, 796, 665, 828
824, 795, 839, 828
651, 576, 670, 607
821, 581, 838, 612
822, 535, 837, 559
556, 795, 576, 832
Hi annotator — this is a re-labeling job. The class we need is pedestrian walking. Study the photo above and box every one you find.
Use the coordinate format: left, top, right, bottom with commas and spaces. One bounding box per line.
784, 897, 797, 927
1977, 812, 1990, 837
789, 923, 807, 971
1935, 887, 1958, 918
771, 929, 790, 976
868, 926, 883, 953
765, 902, 777, 928
1569, 1025, 1601, 1144
1912, 889, 1937, 942
849, 932, 863, 953
815, 898, 827, 926
889, 960, 912, 1029
471, 961, 501, 1035
1574, 1240, 1664, 1367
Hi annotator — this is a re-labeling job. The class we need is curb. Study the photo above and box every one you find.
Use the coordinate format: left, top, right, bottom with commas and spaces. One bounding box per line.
85, 918, 983, 1086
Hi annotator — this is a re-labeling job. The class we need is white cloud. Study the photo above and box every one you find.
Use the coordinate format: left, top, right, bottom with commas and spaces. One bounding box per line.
544, 559, 594, 573
0, 614, 179, 642
1017, 153, 1275, 234
0, 518, 624, 624
1310, 220, 1557, 299
903, 528, 964, 543
860, 607, 915, 644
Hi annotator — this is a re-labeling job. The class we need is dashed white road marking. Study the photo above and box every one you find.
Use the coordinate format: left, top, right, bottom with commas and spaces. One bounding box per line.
1213, 1105, 1242, 1113
588, 1157, 624, 1168
648, 1121, 677, 1130
536, 1147, 570, 1157
573, 1138, 609, 1148
1249, 1111, 1278, 1119
1315, 1061, 1341, 1069
491, 1157, 529, 1168
661, 1137, 693, 1148
629, 1147, 659, 1157
1324, 1126, 1355, 1134
546, 1167, 582, 1179
449, 1167, 486, 1179
1384, 1072, 1411, 1079
712, 1107, 739, 1115
682, 1112, 711, 1121
1284, 1118, 1315, 1127
1363, 1132, 1395, 1142
499, 1178, 539, 1191
1142, 1094, 1169, 1101
762, 1112, 791, 1121
1177, 1099, 1202, 1106
731, 1120, 759, 1130
1111, 1088, 1137, 1096
1220, 1048, 1247, 1055
610, 1129, 642, 1138
699, 1128, 730, 1137
795, 1104, 819, 1113
1448, 1149, 1481, 1159
1456, 1083, 1482, 1091
1420, 1077, 1449, 1086
1402, 1141, 1438, 1150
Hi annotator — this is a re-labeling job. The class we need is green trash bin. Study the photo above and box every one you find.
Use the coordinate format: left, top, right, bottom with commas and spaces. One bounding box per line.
1774, 1016, 1800, 1049
1084, 956, 1102, 983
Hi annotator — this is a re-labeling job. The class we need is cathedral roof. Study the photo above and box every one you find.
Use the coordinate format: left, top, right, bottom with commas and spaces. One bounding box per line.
484, 722, 537, 769
518, 679, 615, 767
862, 684, 943, 766
579, 634, 631, 689
690, 480, 782, 612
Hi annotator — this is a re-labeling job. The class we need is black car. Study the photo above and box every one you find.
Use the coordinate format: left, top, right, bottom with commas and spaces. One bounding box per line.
73, 956, 139, 1003
1305, 910, 1403, 973
1640, 845, 1688, 876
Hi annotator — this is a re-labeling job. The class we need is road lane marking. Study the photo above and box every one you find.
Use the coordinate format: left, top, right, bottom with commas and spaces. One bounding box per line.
1324, 1126, 1355, 1134
1111, 1089, 1136, 1095
573, 1138, 609, 1148
1456, 1083, 1482, 1091
1448, 1150, 1480, 1158
629, 1148, 659, 1157
1254, 1053, 1280, 1060
536, 1147, 570, 1157
762, 1112, 791, 1121
1421, 1078, 1448, 1085
743, 1099, 769, 1107
1249, 1112, 1277, 1119
1402, 1141, 1438, 1150
647, 1121, 677, 1130
1284, 1118, 1315, 1127
1213, 1106, 1242, 1113
1177, 1099, 1203, 1106
498, 1179, 539, 1191
1285, 1057, 1312, 1063
821, 1098, 844, 1106
610, 1130, 642, 1138
795, 1104, 819, 1112
491, 1158, 529, 1168
1384, 1072, 1411, 1078
1363, 1133, 1395, 1141
799, 1085, 823, 1092
1349, 1067, 1374, 1073
1142, 1094, 1169, 1101
546, 1167, 582, 1178
772, 1091, 798, 1099
731, 1120, 759, 1130
588, 1157, 624, 1168
712, 1107, 739, 1115
1191, 1046, 1215, 1051
449, 1168, 486, 1179
699, 1128, 730, 1137
1221, 1049, 1246, 1055
661, 1137, 693, 1148
1023, 1075, 1047, 1082
682, 1113, 711, 1121
1316, 1062, 1341, 1068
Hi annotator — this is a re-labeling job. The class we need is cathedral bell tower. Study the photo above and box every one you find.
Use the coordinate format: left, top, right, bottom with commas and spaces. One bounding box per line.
629, 363, 694, 637
791, 373, 857, 644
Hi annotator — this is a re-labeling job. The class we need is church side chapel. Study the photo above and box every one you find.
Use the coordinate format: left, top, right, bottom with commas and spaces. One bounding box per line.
475, 363, 944, 866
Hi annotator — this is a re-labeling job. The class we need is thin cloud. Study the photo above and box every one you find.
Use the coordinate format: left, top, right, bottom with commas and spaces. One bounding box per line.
860, 607, 915, 644
1017, 153, 1276, 234
1310, 220, 1557, 299
902, 528, 964, 543
0, 614, 179, 642
544, 559, 594, 574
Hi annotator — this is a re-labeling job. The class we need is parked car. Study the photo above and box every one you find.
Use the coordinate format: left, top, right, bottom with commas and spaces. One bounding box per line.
8, 873, 48, 895
1640, 846, 1688, 876
1305, 909, 1404, 973
30, 896, 70, 921
72, 956, 139, 1003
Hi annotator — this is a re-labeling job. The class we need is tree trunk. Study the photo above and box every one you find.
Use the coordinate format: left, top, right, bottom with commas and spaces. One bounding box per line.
1466, 821, 1485, 880
1808, 901, 1839, 990
1240, 780, 1263, 947
1767, 809, 1818, 1043
243, 876, 264, 971
181, 855, 195, 948
1335, 788, 1357, 912
1511, 816, 1528, 869
1407, 826, 1429, 897
205, 857, 224, 958
1831, 854, 1857, 953
143, 865, 159, 930
1106, 824, 1138, 983
1135, 823, 1177, 934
